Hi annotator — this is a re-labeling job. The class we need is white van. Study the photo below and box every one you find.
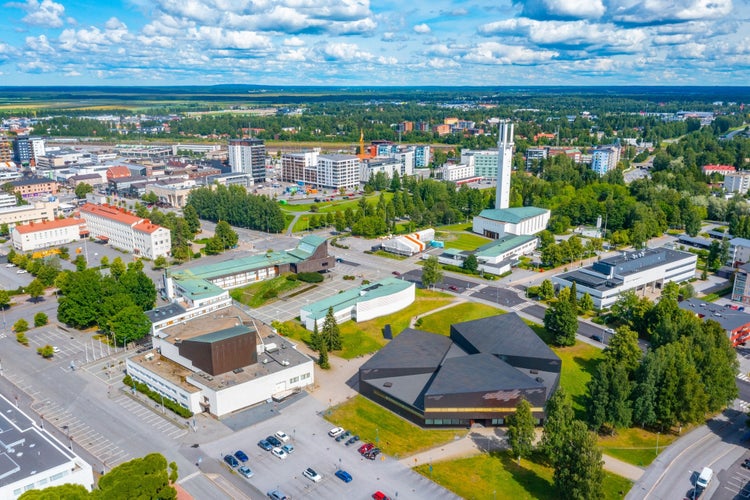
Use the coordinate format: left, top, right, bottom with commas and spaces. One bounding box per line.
696, 467, 713, 489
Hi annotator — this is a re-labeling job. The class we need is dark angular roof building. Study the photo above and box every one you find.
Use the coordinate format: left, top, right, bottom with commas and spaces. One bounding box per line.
358, 313, 561, 427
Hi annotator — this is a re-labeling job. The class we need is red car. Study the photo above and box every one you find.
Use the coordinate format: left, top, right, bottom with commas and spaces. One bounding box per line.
358, 443, 375, 455
373, 492, 392, 500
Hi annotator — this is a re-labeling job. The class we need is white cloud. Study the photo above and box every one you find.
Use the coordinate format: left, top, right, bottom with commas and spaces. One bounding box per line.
514, 0, 606, 19
283, 36, 305, 46
608, 0, 732, 24
428, 57, 459, 69
8, 0, 67, 27
462, 42, 558, 65
187, 26, 272, 50
413, 23, 431, 34
25, 34, 54, 54
321, 42, 373, 62
58, 20, 130, 52
17, 59, 54, 72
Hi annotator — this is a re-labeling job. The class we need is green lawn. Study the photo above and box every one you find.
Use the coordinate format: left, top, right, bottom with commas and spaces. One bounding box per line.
325, 395, 463, 458
440, 232, 493, 251
414, 452, 631, 500
598, 427, 679, 467
417, 302, 506, 335
435, 222, 474, 232
228, 274, 303, 308
277, 288, 454, 358
372, 250, 408, 260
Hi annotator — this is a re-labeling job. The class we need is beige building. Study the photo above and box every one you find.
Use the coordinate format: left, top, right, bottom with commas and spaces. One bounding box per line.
145, 179, 196, 208
0, 200, 59, 229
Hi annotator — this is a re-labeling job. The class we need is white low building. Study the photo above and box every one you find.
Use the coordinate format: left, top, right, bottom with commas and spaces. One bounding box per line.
0, 200, 58, 230
439, 163, 475, 182
437, 234, 538, 276
0, 394, 93, 499
552, 247, 697, 309
11, 218, 86, 252
381, 228, 435, 256
128, 306, 314, 417
473, 207, 550, 239
80, 203, 171, 259
300, 277, 415, 330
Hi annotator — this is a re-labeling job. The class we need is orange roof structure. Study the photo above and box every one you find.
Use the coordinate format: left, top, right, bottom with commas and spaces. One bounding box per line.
106, 165, 131, 180
14, 217, 84, 234
133, 221, 162, 234
80, 203, 143, 225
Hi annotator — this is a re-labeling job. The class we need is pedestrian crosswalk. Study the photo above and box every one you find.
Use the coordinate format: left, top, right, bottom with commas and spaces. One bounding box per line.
736, 399, 750, 412
737, 372, 750, 383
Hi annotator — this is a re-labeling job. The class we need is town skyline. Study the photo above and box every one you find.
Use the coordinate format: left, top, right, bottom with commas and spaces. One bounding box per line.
1, 0, 748, 87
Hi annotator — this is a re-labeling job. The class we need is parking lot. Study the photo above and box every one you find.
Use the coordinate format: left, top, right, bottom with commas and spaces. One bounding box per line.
201, 396, 460, 500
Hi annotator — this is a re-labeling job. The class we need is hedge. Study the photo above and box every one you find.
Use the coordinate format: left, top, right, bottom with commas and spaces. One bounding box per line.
297, 272, 324, 283
123, 375, 193, 418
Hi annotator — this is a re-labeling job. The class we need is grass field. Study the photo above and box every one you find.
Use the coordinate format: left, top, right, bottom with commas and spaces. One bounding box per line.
414, 452, 631, 500
416, 302, 506, 335
372, 250, 407, 260
324, 395, 463, 458
598, 427, 679, 467
440, 232, 493, 251
435, 222, 474, 232
277, 288, 454, 358
229, 274, 303, 308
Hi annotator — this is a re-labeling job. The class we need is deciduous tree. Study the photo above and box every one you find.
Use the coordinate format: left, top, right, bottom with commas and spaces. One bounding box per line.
506, 399, 535, 464
553, 421, 604, 500
544, 299, 578, 346
421, 256, 443, 289
540, 388, 574, 465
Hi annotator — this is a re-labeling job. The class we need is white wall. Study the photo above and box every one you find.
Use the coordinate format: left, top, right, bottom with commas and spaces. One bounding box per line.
355, 283, 415, 322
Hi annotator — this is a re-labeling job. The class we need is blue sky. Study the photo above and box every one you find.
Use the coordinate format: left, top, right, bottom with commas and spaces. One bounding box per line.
0, 0, 748, 86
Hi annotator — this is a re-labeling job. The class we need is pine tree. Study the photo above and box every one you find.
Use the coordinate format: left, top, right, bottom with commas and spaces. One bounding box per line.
309, 322, 322, 352
569, 281, 578, 312
318, 339, 330, 369
322, 306, 342, 351
540, 388, 574, 465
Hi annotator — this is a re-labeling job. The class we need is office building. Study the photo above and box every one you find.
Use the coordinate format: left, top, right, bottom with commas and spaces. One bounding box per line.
12, 136, 31, 165
11, 218, 87, 252
10, 177, 59, 199
317, 154, 359, 191
228, 138, 266, 184
80, 203, 171, 259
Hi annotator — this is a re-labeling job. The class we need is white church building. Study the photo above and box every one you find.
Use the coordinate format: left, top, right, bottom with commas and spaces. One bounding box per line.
472, 120, 550, 240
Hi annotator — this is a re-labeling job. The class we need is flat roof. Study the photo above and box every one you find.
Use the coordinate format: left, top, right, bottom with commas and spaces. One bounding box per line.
145, 302, 187, 323
301, 277, 414, 320
172, 252, 296, 282
159, 306, 257, 344
679, 298, 750, 332
0, 394, 80, 489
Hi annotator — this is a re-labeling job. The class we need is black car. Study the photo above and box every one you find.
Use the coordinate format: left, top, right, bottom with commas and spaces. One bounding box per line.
742, 458, 750, 469
223, 455, 239, 468
267, 435, 282, 447
345, 435, 360, 446
590, 335, 602, 342
365, 448, 381, 460
336, 431, 351, 442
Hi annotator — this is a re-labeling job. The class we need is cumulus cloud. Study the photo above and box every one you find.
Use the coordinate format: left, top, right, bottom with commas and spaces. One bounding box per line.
462, 42, 558, 65
513, 0, 606, 20
413, 23, 431, 34
187, 26, 272, 50
58, 20, 130, 52
321, 42, 373, 62
608, 0, 732, 24
7, 0, 67, 27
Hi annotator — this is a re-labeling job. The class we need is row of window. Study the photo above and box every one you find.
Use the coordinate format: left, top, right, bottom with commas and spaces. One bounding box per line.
289, 372, 312, 384
13, 470, 68, 497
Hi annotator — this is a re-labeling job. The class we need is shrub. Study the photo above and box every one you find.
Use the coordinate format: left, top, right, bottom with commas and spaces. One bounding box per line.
37, 345, 54, 358
34, 312, 48, 327
16, 333, 29, 345
123, 375, 193, 418
286, 274, 298, 281
13, 318, 29, 333
343, 275, 356, 280
297, 272, 324, 283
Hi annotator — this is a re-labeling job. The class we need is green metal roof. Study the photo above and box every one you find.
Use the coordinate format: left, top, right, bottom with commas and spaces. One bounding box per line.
189, 325, 253, 343
302, 277, 414, 320
171, 251, 296, 282
475, 234, 536, 258
477, 206, 549, 224
175, 278, 226, 301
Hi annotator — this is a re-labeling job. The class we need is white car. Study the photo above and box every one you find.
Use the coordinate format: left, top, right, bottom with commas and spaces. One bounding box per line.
5, 263, 14, 268
16, 269, 27, 274
275, 430, 290, 442
302, 467, 322, 483
271, 447, 288, 460
52, 347, 60, 353
328, 427, 344, 438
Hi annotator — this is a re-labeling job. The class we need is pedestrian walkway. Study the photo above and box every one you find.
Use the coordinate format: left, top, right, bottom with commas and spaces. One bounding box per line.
409, 299, 467, 328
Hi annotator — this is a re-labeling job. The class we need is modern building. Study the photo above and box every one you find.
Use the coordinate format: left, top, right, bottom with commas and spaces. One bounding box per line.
12, 135, 31, 166
0, 393, 94, 499
317, 154, 359, 191
439, 163, 475, 182
11, 218, 87, 252
11, 177, 59, 200
732, 263, 750, 304
228, 138, 266, 184
724, 173, 750, 195
461, 149, 499, 179
358, 313, 561, 427
145, 179, 197, 208
473, 207, 550, 239
164, 235, 334, 303
0, 193, 16, 208
300, 278, 415, 331
437, 234, 538, 276
0, 200, 59, 229
678, 298, 750, 347
79, 203, 171, 259
381, 229, 435, 256
0, 136, 13, 163
591, 145, 621, 176
525, 147, 547, 170
281, 150, 318, 185
128, 306, 314, 417
414, 145, 430, 167
729, 238, 750, 266
361, 158, 400, 185
552, 247, 697, 309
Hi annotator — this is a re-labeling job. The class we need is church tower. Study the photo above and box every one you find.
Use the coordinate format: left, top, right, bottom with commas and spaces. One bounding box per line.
495, 120, 514, 209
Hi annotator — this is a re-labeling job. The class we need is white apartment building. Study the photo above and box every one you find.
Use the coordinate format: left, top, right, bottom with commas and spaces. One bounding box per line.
317, 154, 359, 191
281, 150, 319, 185
724, 173, 750, 195
227, 138, 266, 183
591, 146, 621, 176
440, 163, 475, 182
80, 203, 171, 259
461, 149, 499, 179
361, 158, 400, 184
11, 218, 85, 252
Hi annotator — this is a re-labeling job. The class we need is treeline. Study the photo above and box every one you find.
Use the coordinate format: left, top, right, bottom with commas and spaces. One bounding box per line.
187, 184, 286, 233
586, 282, 738, 433
57, 259, 155, 346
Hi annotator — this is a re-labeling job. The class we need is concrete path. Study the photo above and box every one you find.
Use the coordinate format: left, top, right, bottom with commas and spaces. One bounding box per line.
409, 298, 467, 328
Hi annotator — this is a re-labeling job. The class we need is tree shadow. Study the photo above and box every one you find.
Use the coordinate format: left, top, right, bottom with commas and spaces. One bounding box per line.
497, 451, 555, 500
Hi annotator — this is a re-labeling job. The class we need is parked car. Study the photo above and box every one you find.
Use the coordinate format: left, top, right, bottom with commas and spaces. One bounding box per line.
302, 467, 323, 483
336, 431, 351, 442
590, 335, 602, 342
335, 469, 353, 483
271, 447, 288, 460
16, 269, 27, 274
282, 443, 294, 454
275, 430, 290, 442
234, 450, 249, 462
223, 455, 239, 468
742, 458, 750, 470
448, 285, 458, 291
258, 439, 273, 451
238, 465, 253, 478
373, 492, 392, 500
346, 435, 360, 446
391, 271, 400, 276
267, 435, 282, 447
267, 489, 289, 500
358, 443, 375, 455
329, 427, 344, 438
365, 448, 381, 460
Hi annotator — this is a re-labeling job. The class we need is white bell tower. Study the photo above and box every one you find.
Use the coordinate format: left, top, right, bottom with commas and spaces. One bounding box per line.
495, 120, 514, 210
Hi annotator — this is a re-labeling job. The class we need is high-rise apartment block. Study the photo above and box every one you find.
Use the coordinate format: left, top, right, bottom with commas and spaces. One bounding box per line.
228, 138, 266, 184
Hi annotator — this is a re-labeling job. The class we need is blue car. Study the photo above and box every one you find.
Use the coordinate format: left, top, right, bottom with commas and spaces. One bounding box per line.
258, 439, 273, 451
282, 443, 294, 454
223, 455, 239, 468
234, 450, 249, 462
335, 469, 353, 483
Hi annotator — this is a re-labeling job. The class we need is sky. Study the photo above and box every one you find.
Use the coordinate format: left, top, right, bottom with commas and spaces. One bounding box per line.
0, 0, 749, 86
